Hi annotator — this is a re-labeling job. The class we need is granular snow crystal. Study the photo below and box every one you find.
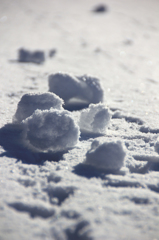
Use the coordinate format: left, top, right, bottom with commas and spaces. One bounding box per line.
48, 73, 104, 106
22, 109, 80, 152
84, 140, 126, 171
13, 92, 64, 123
79, 103, 111, 134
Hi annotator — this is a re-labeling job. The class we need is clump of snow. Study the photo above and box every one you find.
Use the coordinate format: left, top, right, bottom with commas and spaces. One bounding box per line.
48, 73, 104, 107
84, 140, 126, 171
22, 109, 80, 152
13, 92, 64, 123
18, 48, 45, 64
92, 4, 108, 13
79, 103, 111, 134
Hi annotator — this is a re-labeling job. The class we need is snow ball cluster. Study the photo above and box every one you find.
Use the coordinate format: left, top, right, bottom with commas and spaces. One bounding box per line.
84, 140, 126, 171
23, 109, 80, 152
12, 72, 110, 154
13, 92, 64, 123
13, 92, 79, 152
48, 72, 104, 106
79, 103, 111, 134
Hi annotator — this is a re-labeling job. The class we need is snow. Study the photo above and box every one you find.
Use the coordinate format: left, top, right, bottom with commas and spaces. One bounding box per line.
84, 140, 126, 171
79, 103, 111, 134
13, 92, 64, 123
18, 48, 45, 64
22, 109, 80, 152
1, 0, 159, 239
48, 73, 104, 109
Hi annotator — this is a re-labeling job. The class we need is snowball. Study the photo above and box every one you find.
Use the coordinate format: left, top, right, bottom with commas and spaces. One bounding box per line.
48, 73, 104, 106
22, 109, 80, 152
18, 48, 45, 64
79, 103, 111, 134
13, 92, 64, 123
84, 140, 126, 171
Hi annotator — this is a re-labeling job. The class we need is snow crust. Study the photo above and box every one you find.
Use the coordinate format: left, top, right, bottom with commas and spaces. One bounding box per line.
22, 109, 80, 152
48, 73, 104, 107
84, 140, 126, 171
79, 103, 111, 134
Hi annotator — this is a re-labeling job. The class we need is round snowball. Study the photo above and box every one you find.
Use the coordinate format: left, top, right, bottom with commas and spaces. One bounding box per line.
84, 140, 126, 171
13, 92, 64, 123
23, 109, 80, 152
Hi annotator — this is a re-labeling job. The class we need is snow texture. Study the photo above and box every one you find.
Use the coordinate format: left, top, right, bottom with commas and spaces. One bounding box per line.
79, 103, 111, 134
13, 92, 64, 123
18, 48, 45, 64
48, 73, 104, 108
22, 109, 80, 152
1, 0, 159, 239
84, 140, 126, 171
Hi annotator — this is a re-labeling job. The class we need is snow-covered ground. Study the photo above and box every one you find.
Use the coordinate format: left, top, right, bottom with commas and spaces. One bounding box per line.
0, 0, 159, 239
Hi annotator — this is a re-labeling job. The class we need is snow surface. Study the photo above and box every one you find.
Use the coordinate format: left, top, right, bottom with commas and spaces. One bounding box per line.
1, 0, 159, 239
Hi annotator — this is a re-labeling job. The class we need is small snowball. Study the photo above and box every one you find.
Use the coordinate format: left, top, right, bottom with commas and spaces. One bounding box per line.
48, 73, 104, 106
13, 92, 64, 123
84, 140, 126, 171
79, 103, 111, 134
49, 49, 57, 57
92, 4, 108, 13
18, 48, 45, 64
22, 109, 80, 152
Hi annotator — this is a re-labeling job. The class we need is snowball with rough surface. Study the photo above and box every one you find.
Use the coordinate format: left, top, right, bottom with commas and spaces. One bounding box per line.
22, 109, 80, 152
84, 140, 126, 171
13, 92, 64, 123
48, 72, 104, 105
79, 103, 111, 134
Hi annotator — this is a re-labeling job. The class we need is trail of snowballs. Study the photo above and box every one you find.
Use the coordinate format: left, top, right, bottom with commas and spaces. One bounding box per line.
11, 72, 126, 171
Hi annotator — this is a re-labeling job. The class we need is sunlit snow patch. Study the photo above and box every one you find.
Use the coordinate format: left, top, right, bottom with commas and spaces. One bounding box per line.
79, 103, 111, 135
13, 92, 64, 123
22, 109, 80, 152
84, 140, 126, 171
48, 73, 104, 109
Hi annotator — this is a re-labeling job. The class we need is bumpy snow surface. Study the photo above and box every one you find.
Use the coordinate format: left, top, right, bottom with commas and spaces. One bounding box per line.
1, 0, 159, 240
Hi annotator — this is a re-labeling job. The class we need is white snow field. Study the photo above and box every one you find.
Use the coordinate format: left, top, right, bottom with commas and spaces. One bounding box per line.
0, 0, 159, 239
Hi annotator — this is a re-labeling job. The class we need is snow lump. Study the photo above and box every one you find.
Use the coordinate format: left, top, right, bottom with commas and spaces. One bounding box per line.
18, 48, 45, 64
48, 73, 104, 107
22, 109, 80, 152
84, 140, 126, 171
79, 103, 111, 134
13, 92, 64, 123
